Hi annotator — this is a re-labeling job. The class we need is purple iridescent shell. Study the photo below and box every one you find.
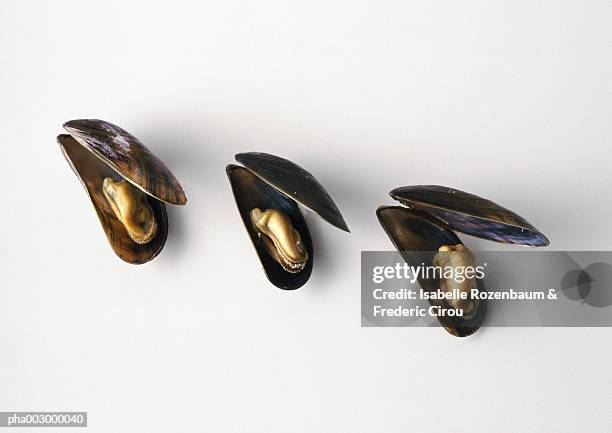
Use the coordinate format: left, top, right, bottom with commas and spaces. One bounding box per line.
390, 185, 549, 247
63, 119, 186, 205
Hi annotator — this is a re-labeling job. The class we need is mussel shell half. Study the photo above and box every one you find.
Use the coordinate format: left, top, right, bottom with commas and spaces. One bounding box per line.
235, 152, 349, 233
227, 164, 314, 290
390, 185, 549, 247
64, 119, 187, 205
59, 134, 168, 264
377, 206, 487, 337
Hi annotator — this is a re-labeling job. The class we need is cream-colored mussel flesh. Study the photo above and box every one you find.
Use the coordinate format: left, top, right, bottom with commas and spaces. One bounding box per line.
102, 178, 158, 244
433, 244, 479, 319
250, 208, 308, 273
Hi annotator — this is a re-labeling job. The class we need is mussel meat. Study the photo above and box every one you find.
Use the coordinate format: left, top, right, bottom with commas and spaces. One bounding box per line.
58, 119, 187, 264
433, 244, 478, 320
250, 208, 308, 273
102, 178, 158, 244
227, 152, 349, 290
377, 185, 549, 337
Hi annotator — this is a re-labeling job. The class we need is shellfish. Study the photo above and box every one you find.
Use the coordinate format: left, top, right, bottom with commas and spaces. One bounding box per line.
377, 185, 549, 337
227, 152, 349, 290
58, 119, 187, 264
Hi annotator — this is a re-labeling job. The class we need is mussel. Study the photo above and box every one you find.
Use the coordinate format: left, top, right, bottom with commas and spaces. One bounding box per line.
227, 152, 349, 290
58, 119, 187, 264
377, 185, 549, 337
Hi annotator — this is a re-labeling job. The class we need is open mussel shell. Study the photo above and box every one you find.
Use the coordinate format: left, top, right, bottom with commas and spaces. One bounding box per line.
390, 185, 549, 247
58, 134, 168, 264
235, 152, 349, 232
63, 119, 187, 205
377, 206, 487, 337
227, 164, 314, 290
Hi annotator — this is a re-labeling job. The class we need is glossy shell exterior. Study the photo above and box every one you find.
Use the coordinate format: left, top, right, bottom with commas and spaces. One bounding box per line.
63, 119, 187, 205
235, 152, 349, 232
58, 134, 168, 264
390, 185, 549, 247
227, 164, 314, 290
377, 206, 487, 337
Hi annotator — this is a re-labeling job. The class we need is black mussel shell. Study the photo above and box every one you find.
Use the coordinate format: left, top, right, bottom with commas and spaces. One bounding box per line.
227, 164, 314, 290
235, 152, 349, 232
58, 134, 168, 264
390, 185, 549, 247
64, 119, 187, 205
377, 206, 487, 337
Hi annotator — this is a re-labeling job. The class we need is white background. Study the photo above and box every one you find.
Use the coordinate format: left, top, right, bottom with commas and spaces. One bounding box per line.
1, 1, 611, 432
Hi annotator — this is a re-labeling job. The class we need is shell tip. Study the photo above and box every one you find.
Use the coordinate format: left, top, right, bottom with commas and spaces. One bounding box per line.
340, 222, 351, 233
